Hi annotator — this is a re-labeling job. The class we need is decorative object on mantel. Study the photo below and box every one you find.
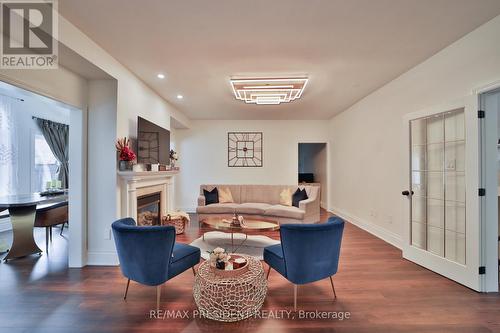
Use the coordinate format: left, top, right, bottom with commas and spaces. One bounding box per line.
161, 211, 190, 234
228, 132, 263, 167
169, 149, 178, 168
116, 137, 136, 171
132, 163, 144, 172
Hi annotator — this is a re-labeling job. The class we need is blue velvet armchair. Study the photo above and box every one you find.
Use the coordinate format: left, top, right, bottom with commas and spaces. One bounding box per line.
112, 218, 200, 309
263, 216, 345, 310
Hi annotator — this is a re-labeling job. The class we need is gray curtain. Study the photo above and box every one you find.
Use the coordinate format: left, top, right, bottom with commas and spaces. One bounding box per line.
36, 118, 69, 188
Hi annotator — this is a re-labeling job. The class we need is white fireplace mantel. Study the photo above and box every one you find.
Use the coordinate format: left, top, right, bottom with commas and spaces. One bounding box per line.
118, 170, 179, 222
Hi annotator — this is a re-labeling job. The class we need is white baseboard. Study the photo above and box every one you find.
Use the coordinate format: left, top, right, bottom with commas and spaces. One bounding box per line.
0, 218, 11, 233
86, 251, 119, 266
328, 207, 402, 249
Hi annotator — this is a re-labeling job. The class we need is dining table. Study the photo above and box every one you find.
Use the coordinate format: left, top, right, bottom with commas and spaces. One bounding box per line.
0, 192, 68, 261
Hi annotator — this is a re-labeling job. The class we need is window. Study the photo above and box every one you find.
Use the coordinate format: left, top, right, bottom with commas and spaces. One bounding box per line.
32, 133, 59, 192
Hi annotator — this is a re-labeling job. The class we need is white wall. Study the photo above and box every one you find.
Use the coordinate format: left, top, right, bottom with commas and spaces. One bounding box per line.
175, 120, 329, 211
328, 15, 500, 247
313, 144, 327, 208
0, 66, 88, 110
87, 80, 118, 265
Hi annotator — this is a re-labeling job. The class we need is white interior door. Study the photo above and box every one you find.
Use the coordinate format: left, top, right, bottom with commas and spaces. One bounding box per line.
403, 96, 482, 291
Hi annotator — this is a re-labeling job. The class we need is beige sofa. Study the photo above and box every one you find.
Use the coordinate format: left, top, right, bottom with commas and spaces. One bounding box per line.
196, 184, 320, 224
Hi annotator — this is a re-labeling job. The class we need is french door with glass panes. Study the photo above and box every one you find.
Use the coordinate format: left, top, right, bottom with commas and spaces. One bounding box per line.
403, 98, 482, 291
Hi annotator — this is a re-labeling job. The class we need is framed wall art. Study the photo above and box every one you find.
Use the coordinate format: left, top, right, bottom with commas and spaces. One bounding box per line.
227, 132, 263, 167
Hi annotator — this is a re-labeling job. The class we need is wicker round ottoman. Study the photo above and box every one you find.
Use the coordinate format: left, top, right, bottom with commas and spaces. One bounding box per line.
193, 255, 267, 322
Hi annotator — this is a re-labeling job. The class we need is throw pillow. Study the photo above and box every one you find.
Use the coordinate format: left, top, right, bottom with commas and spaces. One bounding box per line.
218, 187, 234, 203
203, 187, 219, 205
292, 188, 309, 208
279, 188, 292, 206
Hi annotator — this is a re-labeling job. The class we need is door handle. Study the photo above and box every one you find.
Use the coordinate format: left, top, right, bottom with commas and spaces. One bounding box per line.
402, 190, 414, 196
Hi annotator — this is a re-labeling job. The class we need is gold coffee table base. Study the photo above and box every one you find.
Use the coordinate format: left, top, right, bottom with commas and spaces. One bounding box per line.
202, 232, 248, 253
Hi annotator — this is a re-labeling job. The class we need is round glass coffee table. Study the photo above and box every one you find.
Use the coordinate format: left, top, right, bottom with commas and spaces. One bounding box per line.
200, 217, 279, 253
193, 254, 267, 322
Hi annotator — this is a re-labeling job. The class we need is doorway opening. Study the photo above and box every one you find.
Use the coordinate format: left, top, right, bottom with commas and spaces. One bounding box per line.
0, 80, 80, 269
298, 142, 327, 208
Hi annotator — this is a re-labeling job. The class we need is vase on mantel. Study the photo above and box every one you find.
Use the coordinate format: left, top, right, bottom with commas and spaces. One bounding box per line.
119, 160, 132, 171
170, 159, 176, 168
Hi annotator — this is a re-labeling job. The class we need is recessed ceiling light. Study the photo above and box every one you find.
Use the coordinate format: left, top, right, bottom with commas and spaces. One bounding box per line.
157, 73, 165, 79
177, 94, 183, 99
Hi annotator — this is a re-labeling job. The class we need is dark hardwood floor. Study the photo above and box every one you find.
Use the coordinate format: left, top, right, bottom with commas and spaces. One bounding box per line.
1, 211, 500, 333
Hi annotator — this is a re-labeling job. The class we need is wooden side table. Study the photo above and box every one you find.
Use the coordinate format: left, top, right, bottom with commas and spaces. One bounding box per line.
193, 255, 267, 322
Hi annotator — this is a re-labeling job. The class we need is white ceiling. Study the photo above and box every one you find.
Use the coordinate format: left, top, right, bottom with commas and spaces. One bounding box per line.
59, 0, 500, 120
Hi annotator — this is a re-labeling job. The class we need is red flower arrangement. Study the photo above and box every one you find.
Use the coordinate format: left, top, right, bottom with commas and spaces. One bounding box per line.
116, 137, 136, 162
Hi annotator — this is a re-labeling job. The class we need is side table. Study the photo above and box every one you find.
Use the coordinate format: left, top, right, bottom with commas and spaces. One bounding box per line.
193, 255, 267, 322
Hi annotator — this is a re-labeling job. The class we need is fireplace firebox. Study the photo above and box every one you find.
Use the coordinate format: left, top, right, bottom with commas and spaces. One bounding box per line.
137, 192, 161, 226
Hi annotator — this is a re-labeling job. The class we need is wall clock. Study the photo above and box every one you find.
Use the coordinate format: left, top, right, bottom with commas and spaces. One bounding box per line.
228, 132, 263, 167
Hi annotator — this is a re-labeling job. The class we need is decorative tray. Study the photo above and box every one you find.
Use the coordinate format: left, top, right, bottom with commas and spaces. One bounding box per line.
211, 254, 249, 277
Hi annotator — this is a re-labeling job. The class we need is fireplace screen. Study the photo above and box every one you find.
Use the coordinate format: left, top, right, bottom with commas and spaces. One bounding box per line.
137, 192, 161, 226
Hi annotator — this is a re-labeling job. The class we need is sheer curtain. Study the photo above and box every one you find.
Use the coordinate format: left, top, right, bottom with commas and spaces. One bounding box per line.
0, 96, 18, 196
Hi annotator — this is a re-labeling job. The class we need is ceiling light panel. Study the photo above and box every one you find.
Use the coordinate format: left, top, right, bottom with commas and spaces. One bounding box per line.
230, 77, 308, 105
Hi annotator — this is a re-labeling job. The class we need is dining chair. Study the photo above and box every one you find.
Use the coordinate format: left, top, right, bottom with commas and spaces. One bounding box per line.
34, 201, 68, 252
